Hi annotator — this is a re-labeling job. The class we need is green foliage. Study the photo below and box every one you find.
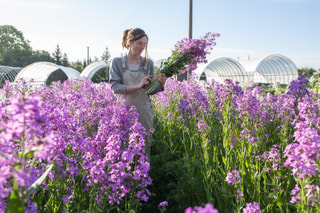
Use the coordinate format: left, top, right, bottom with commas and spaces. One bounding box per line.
0, 25, 55, 67
1, 48, 32, 67
154, 66, 161, 74
52, 44, 63, 65
0, 25, 74, 67
29, 50, 53, 63
7, 179, 25, 213
92, 68, 109, 83
62, 53, 69, 66
309, 72, 320, 94
69, 60, 85, 72
298, 67, 316, 77
101, 46, 111, 62
0, 25, 32, 56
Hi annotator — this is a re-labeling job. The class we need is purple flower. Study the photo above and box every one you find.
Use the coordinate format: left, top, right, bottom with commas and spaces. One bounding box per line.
158, 201, 168, 208
198, 119, 209, 132
287, 75, 310, 98
167, 112, 173, 119
0, 93, 55, 211
243, 202, 261, 213
158, 200, 168, 212
0, 79, 153, 210
172, 32, 220, 74
237, 190, 244, 199
283, 95, 320, 178
185, 203, 219, 213
226, 170, 241, 184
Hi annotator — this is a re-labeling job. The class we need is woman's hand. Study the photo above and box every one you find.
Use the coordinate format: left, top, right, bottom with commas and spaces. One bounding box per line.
155, 73, 167, 88
139, 75, 153, 88
125, 75, 153, 94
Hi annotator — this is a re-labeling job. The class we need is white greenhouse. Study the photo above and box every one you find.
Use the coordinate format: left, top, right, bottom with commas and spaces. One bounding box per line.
198, 54, 298, 86
200, 57, 247, 84
80, 61, 109, 83
14, 62, 81, 87
0, 65, 22, 87
241, 54, 298, 85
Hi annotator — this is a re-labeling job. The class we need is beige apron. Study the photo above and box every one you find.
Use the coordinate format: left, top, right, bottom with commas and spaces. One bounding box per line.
121, 57, 153, 160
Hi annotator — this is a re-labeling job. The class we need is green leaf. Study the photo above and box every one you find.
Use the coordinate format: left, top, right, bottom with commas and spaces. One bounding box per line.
277, 201, 283, 208
24, 164, 53, 198
0, 150, 8, 159
316, 203, 320, 212
23, 147, 39, 158
7, 179, 25, 213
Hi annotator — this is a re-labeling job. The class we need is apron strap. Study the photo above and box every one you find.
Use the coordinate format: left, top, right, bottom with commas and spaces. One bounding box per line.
121, 56, 126, 70
143, 59, 148, 71
143, 58, 149, 74
122, 55, 149, 74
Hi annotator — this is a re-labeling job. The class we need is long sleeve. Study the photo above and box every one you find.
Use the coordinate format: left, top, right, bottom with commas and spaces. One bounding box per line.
109, 57, 127, 94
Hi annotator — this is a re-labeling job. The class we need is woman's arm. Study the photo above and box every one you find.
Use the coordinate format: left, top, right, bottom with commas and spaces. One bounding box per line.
110, 58, 127, 94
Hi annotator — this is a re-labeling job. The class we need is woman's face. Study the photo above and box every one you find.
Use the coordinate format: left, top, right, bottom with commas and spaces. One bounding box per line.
129, 36, 147, 56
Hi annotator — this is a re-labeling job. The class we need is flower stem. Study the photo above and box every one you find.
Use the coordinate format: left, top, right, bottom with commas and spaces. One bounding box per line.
145, 79, 160, 94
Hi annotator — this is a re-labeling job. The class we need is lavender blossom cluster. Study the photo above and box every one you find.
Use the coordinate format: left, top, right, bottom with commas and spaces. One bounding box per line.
0, 94, 54, 212
0, 79, 151, 211
173, 32, 220, 73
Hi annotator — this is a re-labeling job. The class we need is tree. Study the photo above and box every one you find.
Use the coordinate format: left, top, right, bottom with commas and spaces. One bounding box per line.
69, 60, 85, 72
101, 46, 111, 62
52, 45, 70, 66
92, 56, 99, 63
298, 67, 316, 77
52, 44, 63, 65
28, 50, 53, 64
62, 53, 69, 67
0, 25, 32, 66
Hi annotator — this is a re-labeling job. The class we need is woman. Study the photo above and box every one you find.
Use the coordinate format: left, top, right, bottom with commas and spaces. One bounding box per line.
109, 28, 166, 160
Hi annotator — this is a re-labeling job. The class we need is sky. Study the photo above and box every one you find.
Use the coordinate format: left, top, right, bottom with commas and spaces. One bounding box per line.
1, 0, 320, 70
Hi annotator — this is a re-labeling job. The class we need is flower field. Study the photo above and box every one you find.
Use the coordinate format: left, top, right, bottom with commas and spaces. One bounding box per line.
0, 74, 319, 213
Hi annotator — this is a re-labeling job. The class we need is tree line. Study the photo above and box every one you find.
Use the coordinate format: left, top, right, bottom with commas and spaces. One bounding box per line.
0, 25, 111, 72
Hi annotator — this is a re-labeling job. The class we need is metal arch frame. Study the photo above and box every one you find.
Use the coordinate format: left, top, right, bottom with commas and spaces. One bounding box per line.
58, 66, 81, 80
262, 56, 285, 83
195, 54, 298, 85
254, 54, 298, 84
14, 62, 80, 86
226, 58, 247, 82
204, 57, 246, 83
15, 62, 60, 86
80, 61, 109, 80
272, 56, 289, 83
0, 65, 22, 83
259, 58, 278, 83
275, 55, 298, 84
255, 56, 277, 83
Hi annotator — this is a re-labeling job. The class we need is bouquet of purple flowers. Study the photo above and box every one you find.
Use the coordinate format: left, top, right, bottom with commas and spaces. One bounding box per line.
145, 32, 220, 94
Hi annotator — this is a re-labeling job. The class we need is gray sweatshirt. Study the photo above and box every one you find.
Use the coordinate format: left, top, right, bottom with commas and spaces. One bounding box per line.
109, 56, 163, 95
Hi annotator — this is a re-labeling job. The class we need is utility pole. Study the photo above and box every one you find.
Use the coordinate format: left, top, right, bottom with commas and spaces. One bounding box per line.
87, 46, 90, 65
189, 0, 193, 39
178, 0, 193, 81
